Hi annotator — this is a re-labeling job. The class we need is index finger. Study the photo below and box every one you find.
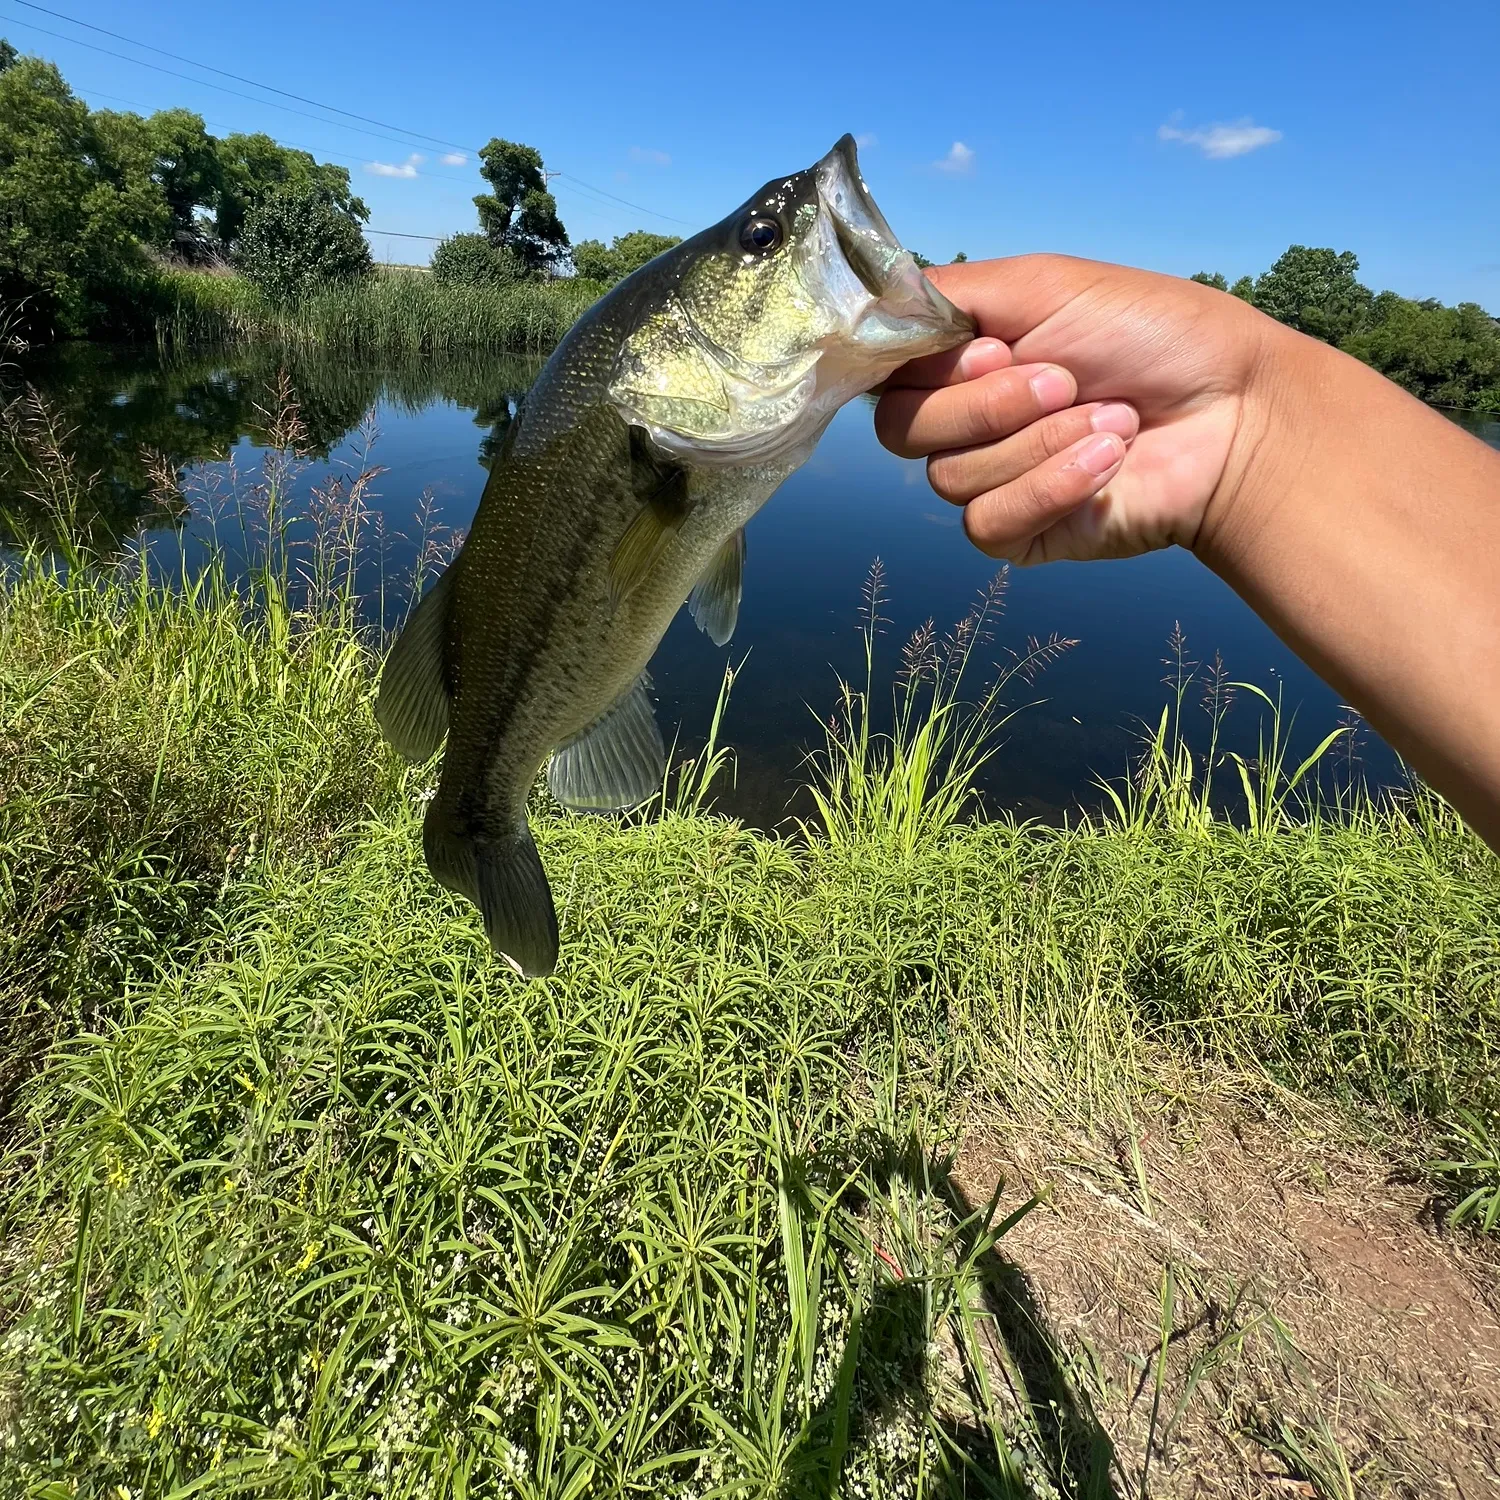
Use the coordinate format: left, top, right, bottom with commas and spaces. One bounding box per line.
882, 336, 1012, 391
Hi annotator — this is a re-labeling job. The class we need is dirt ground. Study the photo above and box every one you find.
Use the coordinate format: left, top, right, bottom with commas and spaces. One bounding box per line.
947, 1098, 1500, 1498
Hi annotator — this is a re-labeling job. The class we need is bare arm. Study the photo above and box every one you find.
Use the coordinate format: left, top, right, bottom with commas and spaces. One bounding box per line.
873, 255, 1500, 847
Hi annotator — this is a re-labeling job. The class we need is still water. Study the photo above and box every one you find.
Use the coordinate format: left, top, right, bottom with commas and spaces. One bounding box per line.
11, 341, 1497, 826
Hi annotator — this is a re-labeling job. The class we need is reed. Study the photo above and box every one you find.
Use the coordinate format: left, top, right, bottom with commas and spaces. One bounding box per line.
140, 264, 601, 356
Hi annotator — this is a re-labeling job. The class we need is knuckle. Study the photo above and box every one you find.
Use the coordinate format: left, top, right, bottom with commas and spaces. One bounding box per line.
972, 371, 1022, 437
872, 395, 917, 457
926, 452, 967, 501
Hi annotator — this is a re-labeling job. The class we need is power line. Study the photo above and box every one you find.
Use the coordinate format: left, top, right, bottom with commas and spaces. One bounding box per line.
2, 7, 694, 231
552, 173, 695, 229
6, 0, 471, 155
0, 12, 462, 158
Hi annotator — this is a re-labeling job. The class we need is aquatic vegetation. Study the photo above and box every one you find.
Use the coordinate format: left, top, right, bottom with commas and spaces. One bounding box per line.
1, 399, 1497, 1496
142, 263, 602, 356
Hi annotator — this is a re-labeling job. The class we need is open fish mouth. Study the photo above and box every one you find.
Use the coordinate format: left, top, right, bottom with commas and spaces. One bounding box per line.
812, 134, 973, 354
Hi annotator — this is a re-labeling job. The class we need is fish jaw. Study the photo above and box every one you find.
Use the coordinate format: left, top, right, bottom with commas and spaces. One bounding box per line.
809, 133, 974, 370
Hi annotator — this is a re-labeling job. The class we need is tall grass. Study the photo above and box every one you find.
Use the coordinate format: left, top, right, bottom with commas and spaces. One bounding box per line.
1, 391, 1498, 1495
141, 264, 602, 356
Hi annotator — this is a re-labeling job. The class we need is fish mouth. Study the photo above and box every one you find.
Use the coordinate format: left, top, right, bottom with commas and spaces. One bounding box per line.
813, 134, 974, 354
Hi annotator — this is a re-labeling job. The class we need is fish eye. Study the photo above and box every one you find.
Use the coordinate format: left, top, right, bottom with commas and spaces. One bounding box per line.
738, 216, 784, 255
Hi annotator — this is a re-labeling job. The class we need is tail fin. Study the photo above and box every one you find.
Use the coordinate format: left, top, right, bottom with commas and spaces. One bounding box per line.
423, 808, 558, 978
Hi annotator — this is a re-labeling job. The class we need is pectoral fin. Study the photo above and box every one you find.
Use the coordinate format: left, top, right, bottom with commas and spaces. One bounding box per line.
548, 674, 665, 811
687, 528, 745, 647
609, 427, 692, 607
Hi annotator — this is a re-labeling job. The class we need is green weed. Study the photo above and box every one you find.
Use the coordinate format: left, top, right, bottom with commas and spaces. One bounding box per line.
1, 396, 1497, 1495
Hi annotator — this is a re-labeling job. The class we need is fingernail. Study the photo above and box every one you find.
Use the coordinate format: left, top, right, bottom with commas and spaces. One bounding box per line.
957, 338, 1009, 378
1075, 433, 1124, 476
1029, 366, 1073, 412
1090, 402, 1138, 439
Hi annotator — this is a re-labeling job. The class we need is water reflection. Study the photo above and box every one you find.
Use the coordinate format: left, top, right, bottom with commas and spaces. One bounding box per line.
1, 341, 539, 548
8, 343, 1491, 825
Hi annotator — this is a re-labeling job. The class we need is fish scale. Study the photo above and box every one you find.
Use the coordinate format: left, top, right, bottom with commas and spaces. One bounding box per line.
375, 135, 973, 975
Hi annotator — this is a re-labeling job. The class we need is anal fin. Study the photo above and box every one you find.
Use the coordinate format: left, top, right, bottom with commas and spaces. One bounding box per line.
548, 675, 665, 811
375, 566, 457, 761
687, 528, 745, 647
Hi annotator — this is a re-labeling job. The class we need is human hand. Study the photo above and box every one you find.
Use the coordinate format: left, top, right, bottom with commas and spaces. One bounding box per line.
873, 254, 1278, 565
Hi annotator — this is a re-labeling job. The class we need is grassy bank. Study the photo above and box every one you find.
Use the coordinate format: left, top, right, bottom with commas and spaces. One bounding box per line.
134, 264, 602, 356
1, 418, 1498, 1495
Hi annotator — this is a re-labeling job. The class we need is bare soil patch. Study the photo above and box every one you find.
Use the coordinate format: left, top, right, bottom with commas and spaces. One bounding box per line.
947, 1100, 1500, 1498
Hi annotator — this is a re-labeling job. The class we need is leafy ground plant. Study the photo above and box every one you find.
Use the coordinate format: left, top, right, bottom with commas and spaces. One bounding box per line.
1, 389, 1497, 1497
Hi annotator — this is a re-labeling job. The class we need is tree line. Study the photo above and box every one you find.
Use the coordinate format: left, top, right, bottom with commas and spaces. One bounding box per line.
2, 37, 1495, 412
0, 41, 377, 333
1192, 247, 1500, 411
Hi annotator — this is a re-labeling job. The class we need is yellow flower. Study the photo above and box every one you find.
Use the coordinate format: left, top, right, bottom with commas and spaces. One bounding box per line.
294, 1239, 322, 1274
145, 1407, 164, 1439
234, 1072, 256, 1094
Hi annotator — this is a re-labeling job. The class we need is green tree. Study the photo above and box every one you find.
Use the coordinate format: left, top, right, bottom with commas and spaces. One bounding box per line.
430, 231, 522, 287
1230, 275, 1255, 301
473, 139, 568, 275
1191, 271, 1228, 290
142, 109, 220, 254
1253, 245, 1373, 344
0, 38, 17, 73
571, 230, 680, 285
0, 55, 153, 333
1341, 294, 1500, 411
953, 251, 968, 263
214, 132, 366, 249
233, 182, 371, 302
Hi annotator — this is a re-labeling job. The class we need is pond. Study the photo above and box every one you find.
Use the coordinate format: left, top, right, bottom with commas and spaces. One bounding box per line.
9, 341, 1496, 827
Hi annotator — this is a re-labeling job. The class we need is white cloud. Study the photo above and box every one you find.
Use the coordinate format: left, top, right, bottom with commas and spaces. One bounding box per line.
366, 153, 424, 178
439, 152, 467, 167
856, 132, 878, 148
629, 146, 671, 166
1157, 116, 1282, 159
934, 141, 974, 175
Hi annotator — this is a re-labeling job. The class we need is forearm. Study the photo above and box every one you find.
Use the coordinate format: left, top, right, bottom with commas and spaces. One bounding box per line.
1199, 323, 1500, 846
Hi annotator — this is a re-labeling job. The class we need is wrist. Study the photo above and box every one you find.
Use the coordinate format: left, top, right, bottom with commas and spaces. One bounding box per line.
1192, 313, 1332, 574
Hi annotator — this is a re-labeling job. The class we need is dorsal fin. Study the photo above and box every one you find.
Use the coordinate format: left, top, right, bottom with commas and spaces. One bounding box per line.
547, 674, 665, 811
375, 566, 457, 761
687, 528, 746, 647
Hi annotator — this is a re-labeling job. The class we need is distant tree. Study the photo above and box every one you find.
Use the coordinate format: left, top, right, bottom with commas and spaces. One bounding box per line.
0, 55, 154, 333
430, 231, 523, 287
953, 251, 968, 263
571, 230, 680, 285
91, 107, 221, 259
1230, 275, 1255, 301
1341, 293, 1500, 411
0, 38, 16, 72
1253, 245, 1373, 344
214, 132, 367, 249
1191, 271, 1228, 290
234, 182, 371, 301
473, 139, 568, 275
911, 251, 933, 269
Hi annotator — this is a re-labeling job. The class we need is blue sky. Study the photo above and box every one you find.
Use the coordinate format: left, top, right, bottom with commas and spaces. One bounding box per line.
7, 0, 1498, 307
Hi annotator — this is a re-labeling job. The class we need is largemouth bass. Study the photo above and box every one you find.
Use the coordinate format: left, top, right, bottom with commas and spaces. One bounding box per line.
375, 134, 972, 976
